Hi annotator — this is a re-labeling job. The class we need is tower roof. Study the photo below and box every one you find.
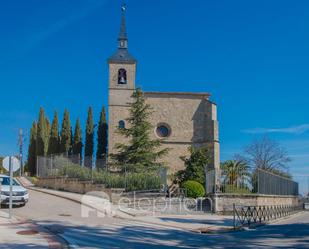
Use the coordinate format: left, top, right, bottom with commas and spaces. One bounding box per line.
118, 4, 127, 40
108, 4, 136, 64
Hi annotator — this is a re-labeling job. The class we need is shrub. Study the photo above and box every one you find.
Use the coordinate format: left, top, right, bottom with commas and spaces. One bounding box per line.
53, 163, 162, 191
222, 184, 251, 194
181, 180, 205, 198
27, 176, 38, 185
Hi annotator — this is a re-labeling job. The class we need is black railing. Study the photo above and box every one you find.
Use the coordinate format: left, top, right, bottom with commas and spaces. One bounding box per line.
233, 204, 303, 229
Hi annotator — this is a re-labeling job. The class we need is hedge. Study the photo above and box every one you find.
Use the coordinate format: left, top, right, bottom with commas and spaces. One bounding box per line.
181, 180, 205, 198
53, 163, 162, 192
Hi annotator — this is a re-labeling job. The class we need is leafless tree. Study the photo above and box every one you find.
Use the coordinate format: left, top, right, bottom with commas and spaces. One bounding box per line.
241, 136, 291, 172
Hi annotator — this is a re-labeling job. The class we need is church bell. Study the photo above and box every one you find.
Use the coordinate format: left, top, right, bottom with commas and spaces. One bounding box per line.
119, 76, 126, 84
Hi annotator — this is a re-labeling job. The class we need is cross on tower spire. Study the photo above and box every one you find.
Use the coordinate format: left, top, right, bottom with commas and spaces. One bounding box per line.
108, 3, 136, 64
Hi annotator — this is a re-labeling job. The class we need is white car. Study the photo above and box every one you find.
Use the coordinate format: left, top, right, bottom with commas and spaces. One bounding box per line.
0, 174, 29, 206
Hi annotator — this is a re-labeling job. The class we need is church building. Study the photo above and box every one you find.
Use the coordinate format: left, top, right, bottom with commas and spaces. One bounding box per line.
108, 7, 220, 174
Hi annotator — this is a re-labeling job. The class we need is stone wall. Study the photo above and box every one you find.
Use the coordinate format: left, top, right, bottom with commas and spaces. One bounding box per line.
145, 92, 220, 173
108, 62, 136, 89
108, 90, 220, 174
212, 193, 300, 214
36, 178, 124, 202
108, 62, 136, 156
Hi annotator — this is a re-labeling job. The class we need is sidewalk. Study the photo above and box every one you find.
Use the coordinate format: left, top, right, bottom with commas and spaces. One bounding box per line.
0, 211, 66, 249
29, 186, 235, 233
131, 213, 234, 233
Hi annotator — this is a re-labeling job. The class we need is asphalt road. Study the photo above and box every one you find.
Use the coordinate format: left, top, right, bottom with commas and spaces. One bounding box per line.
7, 190, 309, 248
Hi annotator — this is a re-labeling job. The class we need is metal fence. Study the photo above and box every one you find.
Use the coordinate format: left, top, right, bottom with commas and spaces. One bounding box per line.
36, 154, 167, 192
205, 167, 299, 196
36, 153, 107, 177
256, 169, 299, 196
233, 204, 303, 229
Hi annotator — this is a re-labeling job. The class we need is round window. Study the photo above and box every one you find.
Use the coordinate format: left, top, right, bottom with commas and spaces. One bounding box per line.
156, 124, 171, 138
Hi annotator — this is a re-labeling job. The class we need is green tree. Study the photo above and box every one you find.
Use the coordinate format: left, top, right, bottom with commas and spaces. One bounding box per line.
0, 157, 4, 174
27, 122, 37, 176
36, 107, 49, 157
60, 109, 71, 154
84, 107, 94, 167
221, 160, 250, 187
72, 118, 83, 156
45, 118, 51, 155
96, 107, 108, 169
175, 146, 210, 186
111, 88, 168, 172
48, 111, 60, 155
69, 126, 73, 155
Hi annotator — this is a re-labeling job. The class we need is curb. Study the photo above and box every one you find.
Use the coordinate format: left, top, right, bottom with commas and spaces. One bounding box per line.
197, 226, 244, 234
117, 214, 235, 234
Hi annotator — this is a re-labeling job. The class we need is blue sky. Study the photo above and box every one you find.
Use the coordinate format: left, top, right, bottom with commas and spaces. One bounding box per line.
0, 0, 308, 193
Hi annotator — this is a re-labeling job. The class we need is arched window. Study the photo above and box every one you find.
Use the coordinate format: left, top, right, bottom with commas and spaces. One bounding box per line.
118, 68, 127, 84
119, 120, 125, 129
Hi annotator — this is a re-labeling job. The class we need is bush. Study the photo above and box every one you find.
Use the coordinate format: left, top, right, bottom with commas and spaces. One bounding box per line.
53, 163, 162, 191
27, 176, 38, 185
181, 180, 205, 198
222, 184, 251, 194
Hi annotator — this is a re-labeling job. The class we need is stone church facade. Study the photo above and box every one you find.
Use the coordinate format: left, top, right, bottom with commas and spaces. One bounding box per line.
108, 7, 220, 174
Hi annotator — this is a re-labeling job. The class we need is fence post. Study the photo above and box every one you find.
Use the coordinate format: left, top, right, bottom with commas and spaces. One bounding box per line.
124, 165, 127, 191
233, 203, 236, 230
257, 169, 259, 194
36, 156, 39, 177
50, 155, 53, 176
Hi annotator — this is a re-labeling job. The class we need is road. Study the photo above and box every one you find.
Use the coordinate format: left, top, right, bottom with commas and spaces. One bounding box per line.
6, 190, 309, 248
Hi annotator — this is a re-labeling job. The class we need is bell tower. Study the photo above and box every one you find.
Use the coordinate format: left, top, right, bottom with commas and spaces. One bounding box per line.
108, 4, 136, 155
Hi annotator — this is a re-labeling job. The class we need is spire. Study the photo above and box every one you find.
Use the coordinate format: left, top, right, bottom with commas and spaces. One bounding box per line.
119, 4, 127, 41
108, 3, 136, 64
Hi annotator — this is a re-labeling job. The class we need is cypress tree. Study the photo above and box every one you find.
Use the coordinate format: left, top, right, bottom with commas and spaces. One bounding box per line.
27, 122, 37, 176
60, 109, 71, 154
96, 107, 108, 169
36, 107, 48, 157
72, 118, 83, 158
48, 111, 60, 155
44, 117, 50, 155
111, 88, 169, 172
84, 107, 94, 167
69, 126, 73, 155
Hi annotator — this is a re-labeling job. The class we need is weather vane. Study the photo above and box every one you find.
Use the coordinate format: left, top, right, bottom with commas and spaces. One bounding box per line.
121, 3, 126, 12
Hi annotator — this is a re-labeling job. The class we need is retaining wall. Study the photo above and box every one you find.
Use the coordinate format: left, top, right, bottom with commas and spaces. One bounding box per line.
211, 193, 300, 214
36, 177, 124, 202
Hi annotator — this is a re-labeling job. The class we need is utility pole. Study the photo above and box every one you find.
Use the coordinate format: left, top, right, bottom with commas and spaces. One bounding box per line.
18, 129, 24, 176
